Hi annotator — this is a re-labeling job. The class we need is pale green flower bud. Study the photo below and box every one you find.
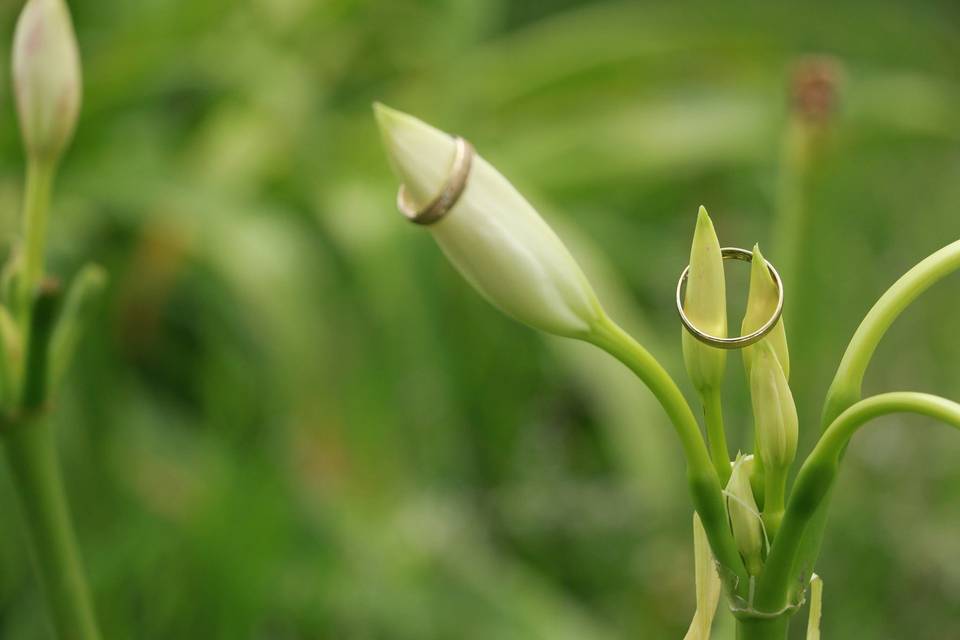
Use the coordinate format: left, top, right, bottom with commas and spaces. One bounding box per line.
681, 206, 726, 394
683, 512, 722, 640
726, 453, 764, 576
741, 244, 789, 378
12, 0, 82, 164
750, 341, 798, 472
374, 104, 605, 338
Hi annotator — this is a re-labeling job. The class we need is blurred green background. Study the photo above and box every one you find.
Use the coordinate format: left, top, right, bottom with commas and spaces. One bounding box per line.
0, 0, 959, 637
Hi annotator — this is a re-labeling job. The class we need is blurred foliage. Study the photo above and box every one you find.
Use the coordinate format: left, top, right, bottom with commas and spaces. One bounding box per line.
0, 0, 958, 637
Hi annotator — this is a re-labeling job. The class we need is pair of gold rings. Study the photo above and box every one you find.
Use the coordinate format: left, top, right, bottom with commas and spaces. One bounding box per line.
393, 135, 784, 349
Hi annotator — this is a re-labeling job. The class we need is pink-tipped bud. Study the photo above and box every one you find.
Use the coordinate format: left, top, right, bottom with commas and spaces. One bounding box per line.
12, 0, 82, 164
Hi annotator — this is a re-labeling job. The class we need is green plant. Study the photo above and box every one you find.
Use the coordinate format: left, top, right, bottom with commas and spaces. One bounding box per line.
375, 104, 960, 639
1, 1, 104, 638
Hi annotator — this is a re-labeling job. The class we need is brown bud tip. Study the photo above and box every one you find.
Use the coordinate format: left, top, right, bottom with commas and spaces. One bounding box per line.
789, 56, 843, 124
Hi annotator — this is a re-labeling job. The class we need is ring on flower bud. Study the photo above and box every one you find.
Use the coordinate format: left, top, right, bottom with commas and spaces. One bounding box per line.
396, 136, 474, 225
677, 247, 784, 349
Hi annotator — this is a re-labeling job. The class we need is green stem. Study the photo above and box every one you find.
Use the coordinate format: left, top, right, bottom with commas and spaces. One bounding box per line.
703, 389, 732, 485
822, 238, 960, 428
587, 317, 749, 595
20, 159, 55, 324
756, 392, 960, 613
3, 416, 101, 640
762, 465, 786, 541
772, 120, 812, 297
735, 615, 791, 640
791, 238, 960, 593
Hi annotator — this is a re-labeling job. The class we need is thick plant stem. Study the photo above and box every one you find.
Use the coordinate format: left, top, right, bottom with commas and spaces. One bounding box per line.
3, 416, 101, 640
703, 390, 731, 485
772, 120, 812, 297
735, 615, 790, 640
20, 159, 55, 323
757, 392, 960, 613
587, 317, 749, 596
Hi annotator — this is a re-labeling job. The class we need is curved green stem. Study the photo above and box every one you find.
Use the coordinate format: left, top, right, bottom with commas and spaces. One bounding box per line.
3, 416, 102, 640
756, 392, 960, 613
790, 238, 960, 595
587, 316, 749, 594
821, 239, 960, 428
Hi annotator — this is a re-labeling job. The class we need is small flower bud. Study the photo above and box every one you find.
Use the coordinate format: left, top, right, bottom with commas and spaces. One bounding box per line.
750, 341, 798, 472
684, 512, 722, 639
726, 453, 764, 576
374, 104, 606, 339
12, 0, 82, 164
682, 206, 727, 394
741, 244, 789, 378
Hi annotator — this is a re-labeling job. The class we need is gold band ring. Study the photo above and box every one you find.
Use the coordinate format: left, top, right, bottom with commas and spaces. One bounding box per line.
676, 247, 784, 349
396, 136, 474, 225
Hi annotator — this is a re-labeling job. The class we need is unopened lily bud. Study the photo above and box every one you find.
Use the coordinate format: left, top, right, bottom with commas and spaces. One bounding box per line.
726, 454, 763, 576
682, 207, 726, 393
741, 244, 789, 378
12, 0, 82, 165
750, 341, 798, 472
374, 104, 606, 339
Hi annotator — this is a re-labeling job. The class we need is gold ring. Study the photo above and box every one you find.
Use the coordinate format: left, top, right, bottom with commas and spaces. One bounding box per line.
676, 247, 784, 349
396, 136, 474, 225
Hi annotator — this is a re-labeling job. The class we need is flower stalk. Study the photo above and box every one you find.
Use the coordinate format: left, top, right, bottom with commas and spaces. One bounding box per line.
374, 103, 960, 640
1, 2, 103, 638
4, 414, 100, 640
587, 316, 749, 594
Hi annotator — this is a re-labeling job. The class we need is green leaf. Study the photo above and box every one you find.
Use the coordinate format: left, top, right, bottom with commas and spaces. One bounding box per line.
48, 264, 107, 393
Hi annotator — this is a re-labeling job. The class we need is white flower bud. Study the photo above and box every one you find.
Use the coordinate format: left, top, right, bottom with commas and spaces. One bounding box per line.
741, 244, 789, 379
12, 0, 82, 164
750, 341, 798, 472
681, 206, 727, 394
374, 104, 606, 338
726, 453, 764, 576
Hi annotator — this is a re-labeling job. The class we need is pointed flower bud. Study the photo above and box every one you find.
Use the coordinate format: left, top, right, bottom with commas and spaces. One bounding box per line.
682, 206, 727, 394
374, 104, 606, 338
741, 244, 789, 378
683, 513, 722, 640
750, 341, 798, 472
726, 454, 764, 576
12, 0, 82, 164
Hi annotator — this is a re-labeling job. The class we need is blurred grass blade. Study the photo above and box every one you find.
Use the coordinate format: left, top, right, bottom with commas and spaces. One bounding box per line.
684, 512, 722, 640
48, 264, 107, 392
